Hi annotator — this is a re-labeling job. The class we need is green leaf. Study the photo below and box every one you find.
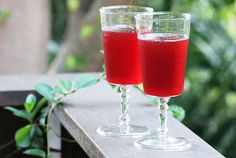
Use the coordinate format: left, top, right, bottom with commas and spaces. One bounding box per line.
109, 83, 117, 89
31, 98, 47, 120
35, 83, 55, 101
60, 79, 73, 91
39, 107, 49, 126
31, 142, 41, 149
32, 137, 44, 148
117, 85, 121, 93
35, 127, 43, 136
102, 64, 106, 72
30, 126, 36, 139
5, 107, 32, 122
39, 117, 46, 126
0, 9, 11, 22
67, 0, 80, 12
102, 65, 107, 80
24, 94, 37, 113
169, 105, 185, 121
15, 125, 32, 148
54, 85, 64, 94
76, 74, 98, 89
64, 53, 86, 71
148, 96, 160, 106
79, 25, 94, 39
24, 149, 46, 158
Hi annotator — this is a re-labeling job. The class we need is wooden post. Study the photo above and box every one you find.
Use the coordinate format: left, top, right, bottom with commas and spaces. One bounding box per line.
0, 0, 50, 74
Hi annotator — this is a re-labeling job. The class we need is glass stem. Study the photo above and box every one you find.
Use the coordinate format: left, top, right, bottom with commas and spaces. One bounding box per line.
119, 85, 130, 126
158, 97, 170, 142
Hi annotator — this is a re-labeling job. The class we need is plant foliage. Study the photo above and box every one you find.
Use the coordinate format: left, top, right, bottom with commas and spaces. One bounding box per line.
5, 74, 100, 158
5, 72, 185, 157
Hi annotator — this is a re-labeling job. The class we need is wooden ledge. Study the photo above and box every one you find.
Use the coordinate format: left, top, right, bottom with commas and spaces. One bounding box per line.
0, 73, 225, 158
54, 80, 225, 158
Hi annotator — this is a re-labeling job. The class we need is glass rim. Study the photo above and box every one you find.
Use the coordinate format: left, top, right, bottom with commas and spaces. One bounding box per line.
99, 5, 154, 15
135, 12, 191, 21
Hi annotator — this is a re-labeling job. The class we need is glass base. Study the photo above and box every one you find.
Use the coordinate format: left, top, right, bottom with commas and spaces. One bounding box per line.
134, 136, 191, 151
96, 124, 150, 138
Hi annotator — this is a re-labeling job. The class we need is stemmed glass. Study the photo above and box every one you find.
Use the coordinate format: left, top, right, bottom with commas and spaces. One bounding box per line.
134, 12, 192, 150
97, 5, 153, 138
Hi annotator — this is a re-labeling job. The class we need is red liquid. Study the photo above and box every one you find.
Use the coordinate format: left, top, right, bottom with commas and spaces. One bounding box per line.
138, 33, 189, 97
102, 27, 142, 85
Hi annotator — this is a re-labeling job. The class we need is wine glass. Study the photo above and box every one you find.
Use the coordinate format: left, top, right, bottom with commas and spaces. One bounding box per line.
134, 12, 192, 150
97, 5, 153, 138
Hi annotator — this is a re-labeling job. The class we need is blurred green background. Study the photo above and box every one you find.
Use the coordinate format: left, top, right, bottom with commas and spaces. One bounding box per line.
50, 0, 236, 157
